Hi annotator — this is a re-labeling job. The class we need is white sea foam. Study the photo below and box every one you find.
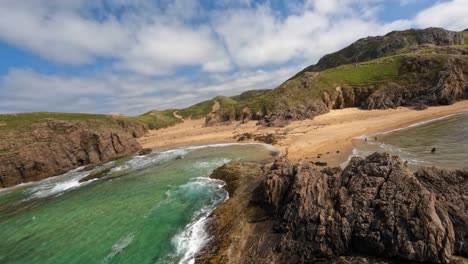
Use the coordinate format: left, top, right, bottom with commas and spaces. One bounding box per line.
26, 169, 94, 199
170, 177, 229, 264
102, 233, 135, 264
10, 143, 270, 202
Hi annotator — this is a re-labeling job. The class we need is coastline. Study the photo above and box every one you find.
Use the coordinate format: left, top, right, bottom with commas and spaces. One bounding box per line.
139, 100, 468, 167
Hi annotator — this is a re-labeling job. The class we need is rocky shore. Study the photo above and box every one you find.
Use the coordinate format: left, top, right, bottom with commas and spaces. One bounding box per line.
0, 118, 147, 187
196, 153, 467, 264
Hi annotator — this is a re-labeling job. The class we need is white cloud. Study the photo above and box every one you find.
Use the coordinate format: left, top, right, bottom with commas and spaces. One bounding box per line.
118, 24, 231, 75
0, 65, 300, 115
0, 0, 129, 64
414, 0, 468, 31
0, 0, 466, 115
212, 0, 409, 68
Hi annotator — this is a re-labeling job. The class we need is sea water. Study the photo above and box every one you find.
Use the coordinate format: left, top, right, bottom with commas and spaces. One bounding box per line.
0, 144, 276, 264
351, 112, 468, 170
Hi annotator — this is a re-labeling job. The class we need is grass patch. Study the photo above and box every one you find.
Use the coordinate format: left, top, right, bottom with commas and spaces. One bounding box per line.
320, 56, 401, 86
0, 112, 115, 132
137, 110, 182, 129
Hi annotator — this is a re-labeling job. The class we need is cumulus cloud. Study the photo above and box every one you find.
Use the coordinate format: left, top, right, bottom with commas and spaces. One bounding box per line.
0, 66, 300, 114
0, 0, 465, 115
414, 0, 468, 31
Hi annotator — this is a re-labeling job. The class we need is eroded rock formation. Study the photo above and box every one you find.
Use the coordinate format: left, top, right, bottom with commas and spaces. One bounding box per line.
0, 118, 144, 187
197, 153, 468, 264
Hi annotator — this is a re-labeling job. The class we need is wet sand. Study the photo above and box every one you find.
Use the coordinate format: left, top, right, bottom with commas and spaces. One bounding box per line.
138, 101, 468, 167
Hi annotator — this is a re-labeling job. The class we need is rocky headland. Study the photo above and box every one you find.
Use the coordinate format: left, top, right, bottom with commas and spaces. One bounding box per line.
196, 153, 467, 264
0, 115, 148, 187
202, 27, 468, 127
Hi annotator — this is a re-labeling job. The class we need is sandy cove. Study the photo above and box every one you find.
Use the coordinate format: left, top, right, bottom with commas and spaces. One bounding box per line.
138, 100, 468, 167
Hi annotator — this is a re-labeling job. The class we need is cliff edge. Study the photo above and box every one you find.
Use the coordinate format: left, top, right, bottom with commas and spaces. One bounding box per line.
196, 153, 467, 264
0, 114, 148, 187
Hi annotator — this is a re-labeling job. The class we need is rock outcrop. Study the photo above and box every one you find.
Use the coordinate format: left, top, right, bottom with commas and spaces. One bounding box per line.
305, 27, 464, 72
197, 153, 468, 263
204, 28, 468, 127
0, 118, 144, 187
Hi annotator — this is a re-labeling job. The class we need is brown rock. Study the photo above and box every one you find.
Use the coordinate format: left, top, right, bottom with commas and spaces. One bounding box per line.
79, 167, 112, 183
0, 118, 142, 188
137, 148, 153, 156
198, 153, 466, 263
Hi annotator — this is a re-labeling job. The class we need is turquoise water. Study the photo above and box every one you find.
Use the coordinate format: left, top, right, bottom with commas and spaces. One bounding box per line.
0, 144, 275, 264
352, 112, 468, 170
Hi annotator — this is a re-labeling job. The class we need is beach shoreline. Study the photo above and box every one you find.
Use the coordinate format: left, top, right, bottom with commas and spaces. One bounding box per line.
138, 100, 468, 167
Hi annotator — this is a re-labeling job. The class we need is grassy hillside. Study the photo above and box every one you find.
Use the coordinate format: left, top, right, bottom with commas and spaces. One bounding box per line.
3, 28, 466, 131
0, 111, 180, 133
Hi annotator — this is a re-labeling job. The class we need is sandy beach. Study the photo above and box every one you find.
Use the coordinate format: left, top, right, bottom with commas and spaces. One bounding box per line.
138, 101, 468, 167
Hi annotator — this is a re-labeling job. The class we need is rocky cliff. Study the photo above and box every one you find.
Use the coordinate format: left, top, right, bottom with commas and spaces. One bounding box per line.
197, 153, 468, 263
304, 27, 464, 72
0, 116, 147, 188
203, 28, 468, 127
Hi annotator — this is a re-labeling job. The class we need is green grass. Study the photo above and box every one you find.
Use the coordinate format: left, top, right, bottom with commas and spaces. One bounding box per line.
0, 112, 116, 132
137, 110, 182, 129
2, 40, 458, 132
230, 89, 270, 102
320, 56, 401, 86
0, 110, 183, 134
175, 96, 238, 119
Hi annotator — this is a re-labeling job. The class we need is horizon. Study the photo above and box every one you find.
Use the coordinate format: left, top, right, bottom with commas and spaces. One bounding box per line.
0, 0, 467, 115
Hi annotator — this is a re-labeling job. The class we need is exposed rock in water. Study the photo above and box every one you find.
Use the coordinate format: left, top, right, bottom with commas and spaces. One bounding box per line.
79, 167, 112, 183
197, 153, 468, 264
137, 148, 153, 156
0, 118, 143, 188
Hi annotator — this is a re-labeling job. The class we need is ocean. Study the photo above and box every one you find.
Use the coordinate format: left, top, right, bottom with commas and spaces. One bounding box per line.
1, 113, 466, 264
0, 143, 275, 264
350, 111, 468, 170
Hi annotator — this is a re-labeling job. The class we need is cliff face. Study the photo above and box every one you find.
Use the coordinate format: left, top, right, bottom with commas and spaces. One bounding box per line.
0, 118, 145, 188
197, 153, 468, 264
306, 27, 464, 72
203, 28, 468, 127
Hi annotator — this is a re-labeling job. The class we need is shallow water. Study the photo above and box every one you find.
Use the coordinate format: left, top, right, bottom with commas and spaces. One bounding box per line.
352, 112, 468, 170
0, 144, 275, 264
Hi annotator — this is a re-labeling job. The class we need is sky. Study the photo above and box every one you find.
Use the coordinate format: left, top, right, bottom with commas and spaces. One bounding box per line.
0, 0, 467, 115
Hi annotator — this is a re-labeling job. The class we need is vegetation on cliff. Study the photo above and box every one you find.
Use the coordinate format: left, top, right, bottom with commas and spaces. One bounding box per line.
145, 27, 467, 127
0, 115, 145, 187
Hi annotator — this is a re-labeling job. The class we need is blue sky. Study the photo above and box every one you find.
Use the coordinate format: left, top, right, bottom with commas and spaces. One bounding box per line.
0, 0, 466, 115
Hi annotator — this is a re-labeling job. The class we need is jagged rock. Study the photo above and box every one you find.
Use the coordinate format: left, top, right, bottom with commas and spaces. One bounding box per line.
306, 28, 464, 72
415, 167, 468, 256
79, 167, 112, 183
204, 28, 468, 127
115, 119, 149, 138
0, 119, 142, 188
414, 103, 428, 110
198, 153, 467, 263
137, 148, 152, 156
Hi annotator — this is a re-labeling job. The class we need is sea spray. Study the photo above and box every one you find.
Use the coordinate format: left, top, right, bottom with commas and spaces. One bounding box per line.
0, 143, 275, 264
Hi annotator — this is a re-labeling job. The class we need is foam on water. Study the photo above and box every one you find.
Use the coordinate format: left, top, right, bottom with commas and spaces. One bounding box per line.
27, 169, 92, 199
102, 233, 135, 264
0, 142, 276, 264
170, 177, 228, 264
